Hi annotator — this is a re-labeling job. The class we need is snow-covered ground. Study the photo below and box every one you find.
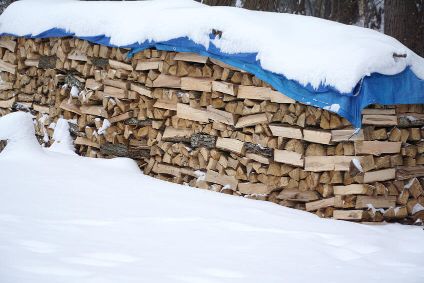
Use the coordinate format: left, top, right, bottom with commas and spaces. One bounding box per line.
0, 112, 423, 283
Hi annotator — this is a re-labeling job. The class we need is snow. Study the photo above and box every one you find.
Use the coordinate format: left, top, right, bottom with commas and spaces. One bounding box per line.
0, 114, 424, 282
323, 103, 340, 113
412, 203, 424, 215
1, 0, 423, 94
70, 86, 79, 98
352, 158, 364, 172
49, 118, 76, 155
97, 119, 111, 136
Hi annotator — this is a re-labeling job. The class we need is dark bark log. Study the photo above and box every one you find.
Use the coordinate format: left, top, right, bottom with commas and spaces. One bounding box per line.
39, 55, 57, 69
100, 143, 149, 159
100, 143, 129, 157
128, 147, 150, 159
244, 142, 273, 157
124, 118, 152, 127
398, 114, 424, 128
90, 57, 109, 69
190, 133, 216, 148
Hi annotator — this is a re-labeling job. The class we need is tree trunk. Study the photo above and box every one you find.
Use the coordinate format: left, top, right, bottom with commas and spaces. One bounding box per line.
385, 0, 419, 55
330, 0, 358, 25
243, 0, 279, 12
202, 0, 234, 6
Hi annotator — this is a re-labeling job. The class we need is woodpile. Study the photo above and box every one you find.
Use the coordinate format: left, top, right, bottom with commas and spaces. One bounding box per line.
0, 36, 423, 224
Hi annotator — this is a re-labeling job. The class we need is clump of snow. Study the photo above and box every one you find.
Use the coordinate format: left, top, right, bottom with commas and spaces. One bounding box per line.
70, 85, 79, 98
404, 178, 415, 189
194, 170, 206, 181
1, 0, 423, 93
352, 158, 364, 172
38, 114, 49, 143
324, 103, 340, 113
0, 111, 424, 282
97, 119, 111, 135
0, 111, 42, 156
412, 203, 424, 215
48, 118, 76, 155
222, 184, 231, 190
366, 203, 385, 214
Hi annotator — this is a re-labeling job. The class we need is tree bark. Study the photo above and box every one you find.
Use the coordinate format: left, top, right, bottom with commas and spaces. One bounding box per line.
202, 0, 234, 6
385, 0, 419, 54
330, 0, 358, 24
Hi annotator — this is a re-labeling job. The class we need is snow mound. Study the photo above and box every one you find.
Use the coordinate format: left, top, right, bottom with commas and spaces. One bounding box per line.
0, 0, 423, 93
0, 111, 35, 141
0, 111, 42, 156
48, 118, 76, 155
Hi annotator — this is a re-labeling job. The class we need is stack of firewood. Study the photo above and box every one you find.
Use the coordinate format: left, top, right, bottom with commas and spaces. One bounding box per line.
0, 36, 423, 223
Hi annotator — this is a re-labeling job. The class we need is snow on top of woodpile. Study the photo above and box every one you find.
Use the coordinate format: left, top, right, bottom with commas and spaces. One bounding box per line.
1, 0, 423, 93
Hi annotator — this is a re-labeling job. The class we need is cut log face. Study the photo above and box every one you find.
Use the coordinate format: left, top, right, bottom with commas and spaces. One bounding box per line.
0, 59, 16, 74
238, 183, 272, 195
306, 197, 335, 211
333, 210, 364, 220
206, 106, 236, 126
131, 84, 152, 97
363, 168, 396, 183
235, 113, 268, 128
212, 81, 236, 96
304, 156, 359, 172
355, 196, 396, 209
269, 125, 303, 139
362, 114, 398, 126
237, 85, 294, 103
204, 170, 238, 190
303, 129, 332, 145
80, 105, 108, 118
153, 74, 181, 88
274, 149, 303, 167
354, 141, 401, 155
2, 36, 422, 224
334, 184, 372, 195
181, 77, 212, 92
174, 52, 208, 64
176, 103, 209, 123
162, 127, 192, 141
331, 129, 364, 142
136, 60, 161, 71
216, 137, 244, 155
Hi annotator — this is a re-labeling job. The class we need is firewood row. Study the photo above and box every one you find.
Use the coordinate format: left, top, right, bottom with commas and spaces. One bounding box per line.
0, 36, 423, 224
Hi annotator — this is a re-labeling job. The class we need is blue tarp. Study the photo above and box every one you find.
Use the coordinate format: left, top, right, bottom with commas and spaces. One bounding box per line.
3, 27, 424, 128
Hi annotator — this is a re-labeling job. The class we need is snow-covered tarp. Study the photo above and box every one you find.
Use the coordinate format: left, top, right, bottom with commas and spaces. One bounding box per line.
1, 0, 424, 127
